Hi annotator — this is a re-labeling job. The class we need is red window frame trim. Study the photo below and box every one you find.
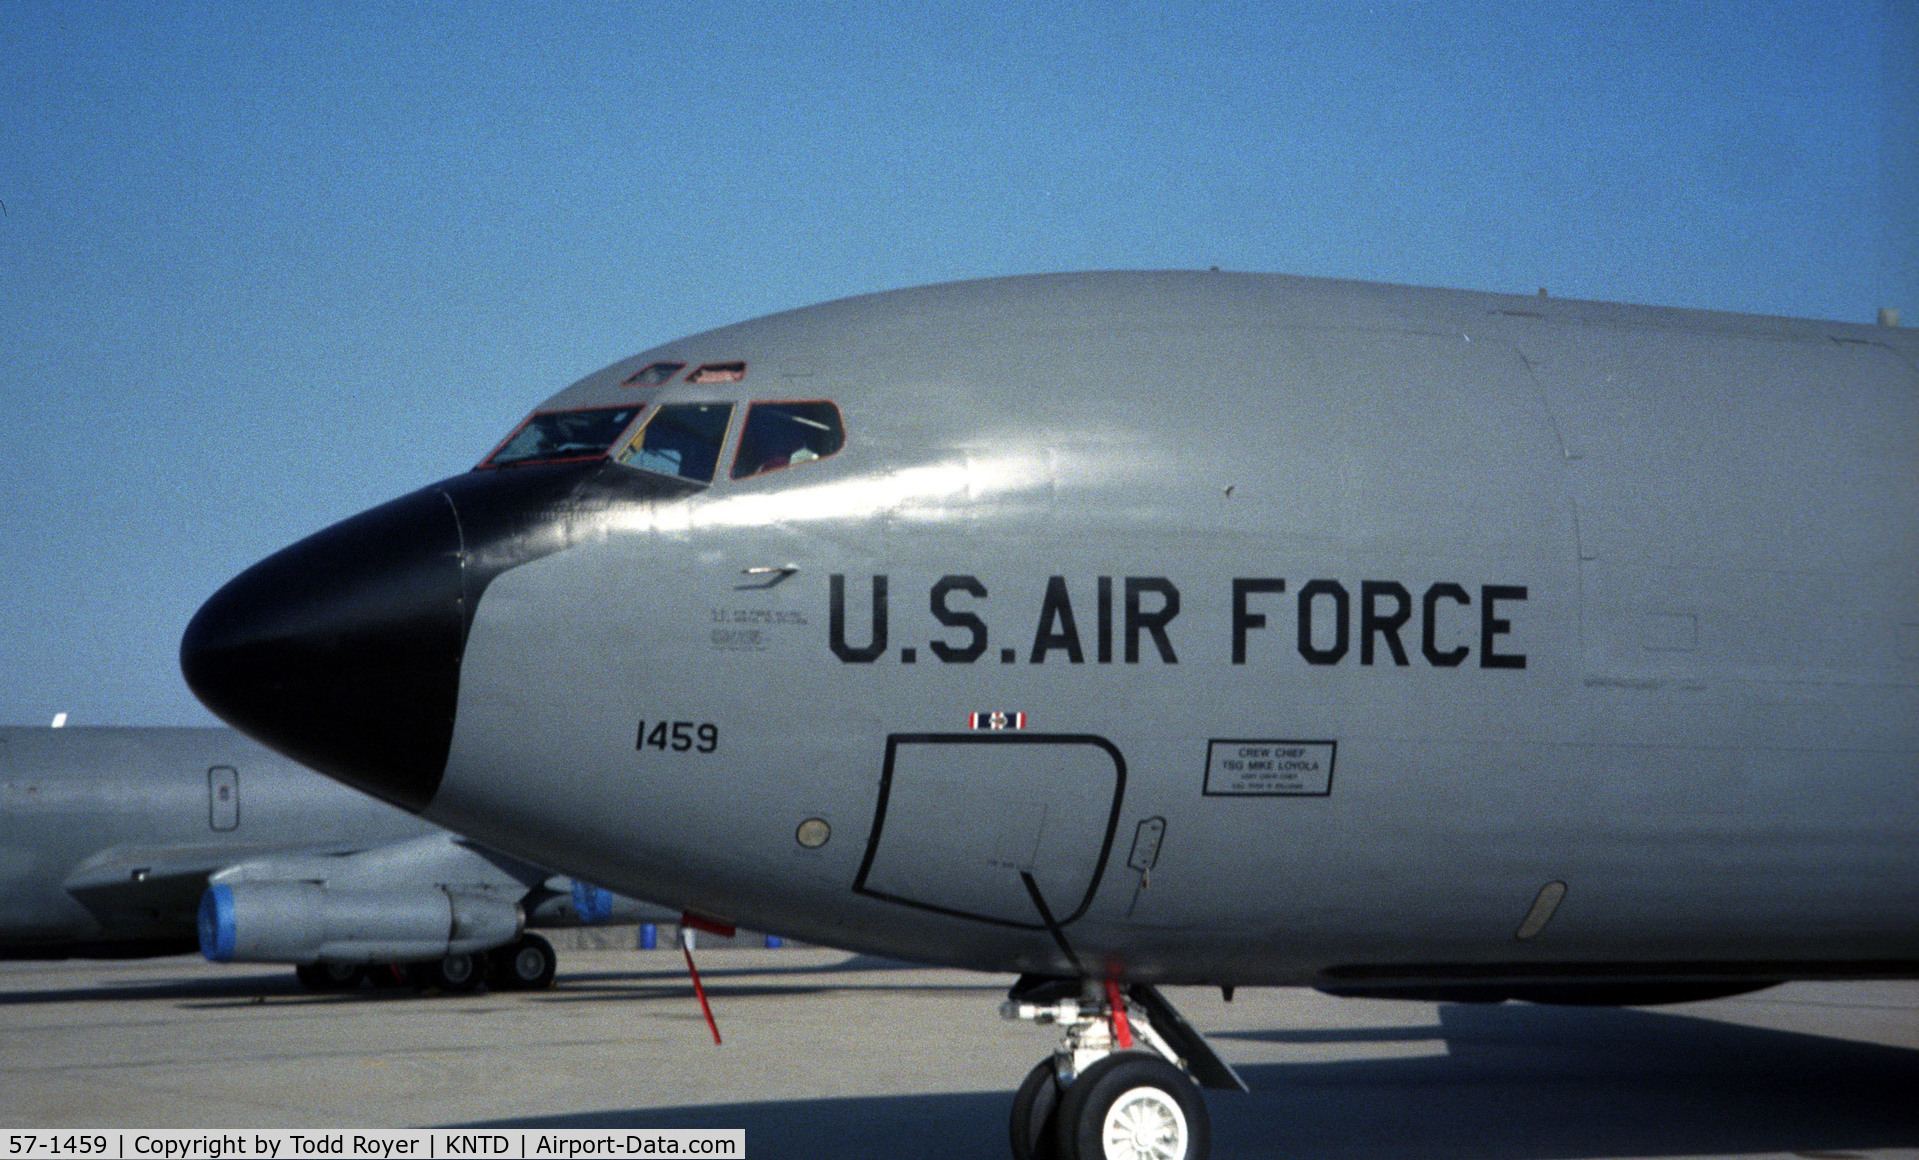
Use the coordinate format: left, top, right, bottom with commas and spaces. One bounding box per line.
730, 398, 846, 480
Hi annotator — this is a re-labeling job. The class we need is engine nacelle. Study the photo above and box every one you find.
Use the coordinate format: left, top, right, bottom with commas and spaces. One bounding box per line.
198, 882, 522, 965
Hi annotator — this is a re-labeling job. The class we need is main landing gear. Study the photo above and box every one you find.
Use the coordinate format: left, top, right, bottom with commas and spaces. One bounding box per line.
1002, 976, 1246, 1160
290, 933, 557, 995
487, 932, 558, 990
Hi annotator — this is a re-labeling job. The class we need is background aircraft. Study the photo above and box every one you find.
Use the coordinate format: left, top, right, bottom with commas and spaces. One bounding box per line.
181, 271, 1918, 1159
0, 724, 666, 991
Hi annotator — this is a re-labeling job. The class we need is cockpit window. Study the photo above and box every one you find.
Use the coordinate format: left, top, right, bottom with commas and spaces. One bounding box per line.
481, 406, 644, 468
731, 401, 845, 480
623, 362, 684, 387
617, 402, 735, 483
687, 361, 746, 384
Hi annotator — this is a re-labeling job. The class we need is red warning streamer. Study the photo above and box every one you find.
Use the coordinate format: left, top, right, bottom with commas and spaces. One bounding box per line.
683, 945, 722, 1045
1105, 978, 1133, 1049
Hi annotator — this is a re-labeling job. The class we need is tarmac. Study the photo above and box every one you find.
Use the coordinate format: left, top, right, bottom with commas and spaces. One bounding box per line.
2, 943, 1916, 1159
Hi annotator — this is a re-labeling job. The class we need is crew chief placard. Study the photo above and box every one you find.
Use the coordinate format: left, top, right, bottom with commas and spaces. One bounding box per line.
1204, 740, 1336, 796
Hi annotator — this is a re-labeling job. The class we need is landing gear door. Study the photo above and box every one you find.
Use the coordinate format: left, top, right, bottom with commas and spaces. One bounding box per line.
854, 734, 1125, 928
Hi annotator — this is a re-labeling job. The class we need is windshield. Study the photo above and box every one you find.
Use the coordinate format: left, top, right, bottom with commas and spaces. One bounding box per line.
482, 406, 644, 468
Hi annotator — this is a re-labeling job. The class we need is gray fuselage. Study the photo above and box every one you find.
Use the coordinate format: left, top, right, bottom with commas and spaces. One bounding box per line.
183, 272, 1919, 990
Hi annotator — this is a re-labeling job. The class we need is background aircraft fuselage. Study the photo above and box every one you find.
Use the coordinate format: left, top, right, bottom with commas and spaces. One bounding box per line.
0, 726, 425, 957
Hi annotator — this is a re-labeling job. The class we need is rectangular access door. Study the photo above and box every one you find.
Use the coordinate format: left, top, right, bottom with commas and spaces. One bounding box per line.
854, 733, 1125, 928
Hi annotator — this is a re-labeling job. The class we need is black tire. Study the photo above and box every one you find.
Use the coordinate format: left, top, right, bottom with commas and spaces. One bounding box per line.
1010, 1056, 1065, 1160
427, 952, 485, 993
1054, 1053, 1209, 1160
488, 933, 556, 990
294, 962, 365, 992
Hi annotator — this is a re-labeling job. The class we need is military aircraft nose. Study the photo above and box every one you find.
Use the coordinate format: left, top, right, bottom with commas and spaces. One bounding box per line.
181, 487, 466, 813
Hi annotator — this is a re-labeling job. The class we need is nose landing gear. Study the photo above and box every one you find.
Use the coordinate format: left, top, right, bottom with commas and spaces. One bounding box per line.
1060, 1053, 1205, 1160
1002, 977, 1243, 1160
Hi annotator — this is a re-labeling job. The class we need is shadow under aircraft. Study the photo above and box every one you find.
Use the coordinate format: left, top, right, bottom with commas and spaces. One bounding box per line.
471, 1000, 1919, 1159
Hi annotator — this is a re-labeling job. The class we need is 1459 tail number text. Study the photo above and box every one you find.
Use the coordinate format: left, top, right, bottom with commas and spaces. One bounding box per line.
637, 719, 719, 754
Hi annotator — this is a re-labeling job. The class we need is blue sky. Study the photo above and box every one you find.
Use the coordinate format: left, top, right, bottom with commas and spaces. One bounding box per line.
2, 0, 1913, 726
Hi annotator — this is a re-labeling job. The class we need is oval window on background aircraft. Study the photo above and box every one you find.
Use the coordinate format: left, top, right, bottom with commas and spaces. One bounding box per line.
731, 401, 845, 480
479, 405, 645, 468
616, 402, 735, 483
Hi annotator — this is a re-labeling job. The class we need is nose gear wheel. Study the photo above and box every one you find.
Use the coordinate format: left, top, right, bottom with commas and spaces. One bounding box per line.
1004, 978, 1229, 1160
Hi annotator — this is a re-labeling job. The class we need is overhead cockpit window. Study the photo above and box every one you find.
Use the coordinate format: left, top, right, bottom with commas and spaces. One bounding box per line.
623, 362, 685, 387
617, 402, 735, 483
481, 406, 644, 468
731, 401, 845, 480
687, 361, 746, 384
